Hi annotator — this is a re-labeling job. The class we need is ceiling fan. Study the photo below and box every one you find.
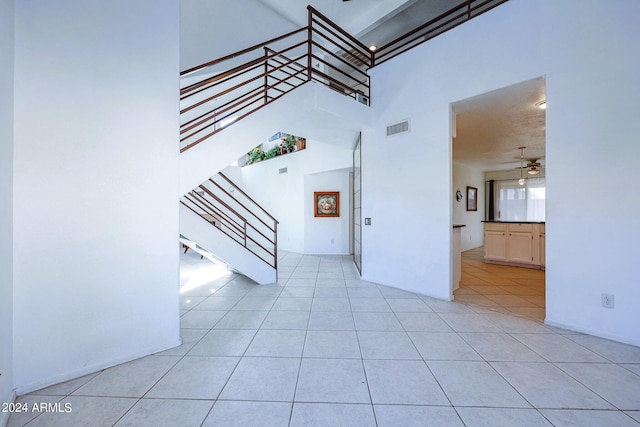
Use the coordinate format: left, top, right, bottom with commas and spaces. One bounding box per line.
513, 147, 543, 176
515, 147, 544, 184
525, 160, 542, 175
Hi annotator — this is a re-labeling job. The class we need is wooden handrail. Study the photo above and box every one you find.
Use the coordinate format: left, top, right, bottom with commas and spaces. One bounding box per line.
306, 5, 370, 53
187, 191, 245, 234
181, 27, 308, 76
181, 172, 280, 269
180, 6, 373, 153
310, 41, 369, 79
181, 40, 308, 99
208, 178, 276, 232
310, 19, 371, 67
179, 1, 510, 152
219, 172, 278, 223
373, 0, 509, 66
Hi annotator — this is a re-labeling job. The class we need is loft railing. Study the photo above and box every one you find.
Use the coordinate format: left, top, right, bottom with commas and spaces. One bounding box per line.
179, 1, 509, 152
180, 172, 279, 269
372, 0, 509, 67
179, 6, 372, 153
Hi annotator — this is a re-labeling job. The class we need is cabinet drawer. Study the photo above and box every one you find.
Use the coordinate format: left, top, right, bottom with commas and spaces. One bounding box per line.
508, 223, 533, 232
484, 223, 507, 232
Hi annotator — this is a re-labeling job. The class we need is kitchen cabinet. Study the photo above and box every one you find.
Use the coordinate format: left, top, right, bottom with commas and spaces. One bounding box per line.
483, 222, 544, 269
484, 228, 507, 261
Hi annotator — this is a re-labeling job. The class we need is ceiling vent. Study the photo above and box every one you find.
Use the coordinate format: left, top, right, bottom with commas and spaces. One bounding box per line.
278, 167, 288, 174
386, 120, 409, 136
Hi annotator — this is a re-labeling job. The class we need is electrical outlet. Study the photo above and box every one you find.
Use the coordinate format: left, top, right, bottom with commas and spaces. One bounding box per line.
601, 293, 615, 309
365, 218, 371, 225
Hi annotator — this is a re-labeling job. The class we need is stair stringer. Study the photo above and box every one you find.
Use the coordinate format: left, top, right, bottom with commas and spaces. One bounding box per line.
180, 203, 276, 285
179, 81, 372, 195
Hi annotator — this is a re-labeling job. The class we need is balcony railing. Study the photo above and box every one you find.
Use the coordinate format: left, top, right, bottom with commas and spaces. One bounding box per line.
179, 6, 372, 153
179, 0, 509, 152
372, 0, 509, 67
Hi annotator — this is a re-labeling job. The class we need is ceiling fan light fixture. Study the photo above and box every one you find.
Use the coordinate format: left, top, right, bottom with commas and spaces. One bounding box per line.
528, 167, 540, 175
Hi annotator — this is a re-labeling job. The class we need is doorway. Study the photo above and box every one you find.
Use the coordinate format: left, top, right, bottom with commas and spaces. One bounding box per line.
450, 77, 546, 321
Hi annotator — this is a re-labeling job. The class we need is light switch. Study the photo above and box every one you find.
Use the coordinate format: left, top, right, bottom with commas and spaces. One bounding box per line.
365, 218, 371, 225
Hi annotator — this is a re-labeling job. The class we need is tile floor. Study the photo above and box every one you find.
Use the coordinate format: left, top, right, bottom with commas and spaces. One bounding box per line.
8, 250, 640, 426
454, 247, 546, 322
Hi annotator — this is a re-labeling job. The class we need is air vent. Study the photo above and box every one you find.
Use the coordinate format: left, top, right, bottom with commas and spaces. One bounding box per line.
278, 167, 288, 174
386, 120, 409, 136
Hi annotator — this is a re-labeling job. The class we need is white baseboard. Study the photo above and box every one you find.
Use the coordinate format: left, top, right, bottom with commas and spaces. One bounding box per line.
545, 319, 640, 348
14, 339, 181, 396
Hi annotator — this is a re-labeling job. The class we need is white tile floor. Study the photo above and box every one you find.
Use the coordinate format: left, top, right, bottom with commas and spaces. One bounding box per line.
9, 250, 640, 426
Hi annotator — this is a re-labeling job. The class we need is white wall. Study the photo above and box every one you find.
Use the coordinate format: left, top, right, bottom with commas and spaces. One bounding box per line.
0, 0, 14, 416
227, 140, 353, 254
13, 0, 181, 393
452, 161, 484, 251
181, 0, 298, 69
363, 0, 640, 344
305, 171, 351, 255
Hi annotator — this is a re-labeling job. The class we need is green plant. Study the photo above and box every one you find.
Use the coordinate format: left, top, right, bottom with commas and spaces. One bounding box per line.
283, 134, 297, 153
264, 146, 280, 159
246, 147, 265, 165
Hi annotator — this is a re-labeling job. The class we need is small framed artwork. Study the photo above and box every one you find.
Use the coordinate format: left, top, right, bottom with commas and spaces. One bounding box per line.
466, 186, 478, 211
314, 192, 340, 217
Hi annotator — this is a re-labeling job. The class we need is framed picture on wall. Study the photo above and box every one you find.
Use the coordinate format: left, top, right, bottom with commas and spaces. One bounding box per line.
314, 192, 340, 217
466, 186, 478, 211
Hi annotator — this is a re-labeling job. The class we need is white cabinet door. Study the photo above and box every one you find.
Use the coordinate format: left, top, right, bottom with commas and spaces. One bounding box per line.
507, 232, 533, 264
484, 230, 507, 261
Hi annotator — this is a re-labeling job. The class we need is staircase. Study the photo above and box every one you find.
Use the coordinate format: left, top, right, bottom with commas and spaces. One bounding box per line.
180, 173, 278, 284
178, 6, 373, 283
178, 0, 509, 283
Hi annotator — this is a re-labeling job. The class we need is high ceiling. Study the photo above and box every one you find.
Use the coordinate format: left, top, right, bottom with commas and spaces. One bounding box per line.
256, 0, 460, 48
255, 0, 546, 172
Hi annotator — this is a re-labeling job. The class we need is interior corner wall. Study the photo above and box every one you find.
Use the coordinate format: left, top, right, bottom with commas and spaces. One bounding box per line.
304, 171, 351, 255
180, 0, 298, 70
0, 0, 15, 415
452, 161, 484, 251
233, 139, 353, 254
13, 0, 181, 393
362, 0, 640, 344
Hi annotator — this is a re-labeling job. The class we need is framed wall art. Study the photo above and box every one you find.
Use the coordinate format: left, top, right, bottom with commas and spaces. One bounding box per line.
314, 192, 340, 217
466, 186, 478, 211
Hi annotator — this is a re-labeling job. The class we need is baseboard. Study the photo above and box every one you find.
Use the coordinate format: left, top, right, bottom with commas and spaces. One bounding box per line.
545, 319, 640, 348
484, 259, 544, 270
15, 339, 181, 396
0, 390, 16, 427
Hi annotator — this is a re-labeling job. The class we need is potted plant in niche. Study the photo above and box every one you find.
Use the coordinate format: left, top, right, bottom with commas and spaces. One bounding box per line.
246, 147, 265, 165
296, 136, 306, 151
283, 134, 297, 153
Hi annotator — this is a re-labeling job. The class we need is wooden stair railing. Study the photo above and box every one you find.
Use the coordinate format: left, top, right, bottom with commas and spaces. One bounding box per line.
179, 0, 510, 152
180, 172, 279, 270
179, 6, 372, 153
372, 0, 509, 67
